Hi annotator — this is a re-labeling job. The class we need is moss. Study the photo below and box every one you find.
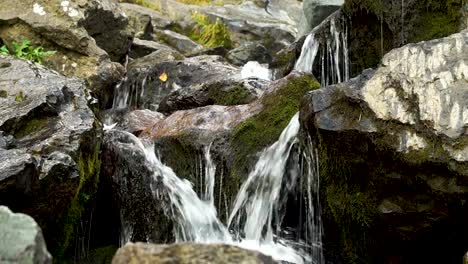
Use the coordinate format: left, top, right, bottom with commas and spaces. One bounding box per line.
15, 91, 24, 102
0, 90, 7, 97
190, 12, 232, 49
13, 117, 49, 138
229, 74, 320, 181
210, 85, 251, 105
53, 140, 101, 260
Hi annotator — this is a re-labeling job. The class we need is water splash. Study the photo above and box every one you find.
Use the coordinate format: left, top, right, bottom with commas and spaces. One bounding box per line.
295, 12, 350, 86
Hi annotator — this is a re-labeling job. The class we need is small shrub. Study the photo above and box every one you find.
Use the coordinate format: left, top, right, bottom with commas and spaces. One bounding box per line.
0, 39, 56, 64
190, 12, 232, 48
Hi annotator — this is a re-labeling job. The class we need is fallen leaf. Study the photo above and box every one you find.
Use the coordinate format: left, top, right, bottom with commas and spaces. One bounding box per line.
159, 72, 168, 82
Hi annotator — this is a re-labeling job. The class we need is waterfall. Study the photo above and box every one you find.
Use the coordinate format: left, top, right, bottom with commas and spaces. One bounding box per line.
107, 112, 324, 263
295, 11, 350, 86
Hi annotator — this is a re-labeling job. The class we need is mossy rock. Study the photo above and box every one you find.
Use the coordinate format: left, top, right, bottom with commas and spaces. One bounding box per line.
229, 74, 320, 182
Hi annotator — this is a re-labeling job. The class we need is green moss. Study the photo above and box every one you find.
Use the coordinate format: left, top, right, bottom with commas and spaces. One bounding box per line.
409, 11, 460, 43
0, 90, 7, 97
190, 12, 232, 49
15, 91, 24, 102
53, 141, 101, 260
13, 117, 49, 138
229, 74, 320, 180
210, 85, 251, 105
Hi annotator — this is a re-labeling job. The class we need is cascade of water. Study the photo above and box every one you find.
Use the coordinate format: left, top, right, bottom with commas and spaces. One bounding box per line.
228, 113, 300, 242
294, 12, 350, 86
108, 113, 324, 264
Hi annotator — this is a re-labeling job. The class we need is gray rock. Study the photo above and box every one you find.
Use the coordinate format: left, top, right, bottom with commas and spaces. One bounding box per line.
300, 31, 468, 262
298, 0, 343, 36
120, 3, 172, 37
226, 42, 272, 66
0, 0, 125, 97
0, 206, 52, 264
129, 38, 176, 59
115, 55, 244, 112
127, 48, 185, 69
153, 29, 204, 55
78, 0, 133, 61
112, 242, 278, 264
0, 56, 96, 233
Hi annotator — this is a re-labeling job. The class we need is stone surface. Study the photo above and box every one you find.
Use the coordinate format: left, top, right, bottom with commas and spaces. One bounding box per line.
120, 3, 172, 37
129, 38, 176, 59
115, 55, 245, 112
300, 31, 468, 263
0, 56, 97, 241
298, 0, 343, 36
153, 29, 204, 56
112, 242, 277, 264
226, 42, 272, 66
0, 206, 52, 264
0, 0, 125, 100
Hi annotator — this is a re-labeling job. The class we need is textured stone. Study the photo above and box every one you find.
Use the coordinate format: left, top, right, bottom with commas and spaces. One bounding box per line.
0, 206, 52, 264
112, 242, 277, 264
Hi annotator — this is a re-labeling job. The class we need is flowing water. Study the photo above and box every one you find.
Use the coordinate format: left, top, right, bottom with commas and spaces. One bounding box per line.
295, 12, 350, 86
107, 112, 323, 264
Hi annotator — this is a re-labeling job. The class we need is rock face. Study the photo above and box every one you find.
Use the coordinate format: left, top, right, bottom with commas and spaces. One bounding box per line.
0, 0, 126, 104
0, 206, 52, 264
298, 0, 343, 36
112, 242, 277, 264
300, 31, 468, 263
0, 56, 99, 253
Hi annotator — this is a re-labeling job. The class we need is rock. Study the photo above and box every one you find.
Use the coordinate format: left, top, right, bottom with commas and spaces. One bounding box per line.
0, 206, 52, 264
300, 31, 468, 263
0, 0, 125, 102
343, 0, 466, 76
0, 56, 99, 251
464, 251, 468, 264
115, 55, 246, 112
112, 242, 278, 264
226, 42, 272, 66
298, 0, 343, 36
120, 3, 172, 37
153, 29, 204, 55
78, 0, 133, 61
127, 48, 184, 69
101, 129, 174, 243
159, 78, 269, 114
129, 38, 176, 59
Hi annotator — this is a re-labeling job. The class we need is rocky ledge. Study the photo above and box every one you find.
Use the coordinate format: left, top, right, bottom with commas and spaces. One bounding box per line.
300, 31, 468, 263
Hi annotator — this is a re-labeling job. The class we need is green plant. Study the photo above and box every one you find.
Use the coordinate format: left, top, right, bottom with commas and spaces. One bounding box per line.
0, 40, 56, 64
190, 12, 232, 48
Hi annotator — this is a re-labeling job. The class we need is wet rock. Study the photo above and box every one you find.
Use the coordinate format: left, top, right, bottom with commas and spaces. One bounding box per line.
226, 42, 272, 66
101, 129, 173, 243
0, 56, 97, 247
112, 242, 278, 264
129, 38, 176, 59
0, 206, 52, 264
300, 31, 468, 263
127, 48, 185, 69
115, 55, 245, 111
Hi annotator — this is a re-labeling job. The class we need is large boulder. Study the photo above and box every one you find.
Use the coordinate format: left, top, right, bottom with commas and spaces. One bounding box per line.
0, 206, 52, 264
112, 242, 277, 264
115, 55, 266, 113
300, 31, 468, 263
298, 0, 343, 36
0, 56, 99, 254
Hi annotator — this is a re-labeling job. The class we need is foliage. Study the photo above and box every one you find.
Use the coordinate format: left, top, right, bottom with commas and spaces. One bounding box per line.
0, 40, 56, 64
190, 12, 232, 48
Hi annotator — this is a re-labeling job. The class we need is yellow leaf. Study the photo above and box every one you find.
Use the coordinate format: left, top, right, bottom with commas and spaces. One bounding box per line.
159, 72, 168, 82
